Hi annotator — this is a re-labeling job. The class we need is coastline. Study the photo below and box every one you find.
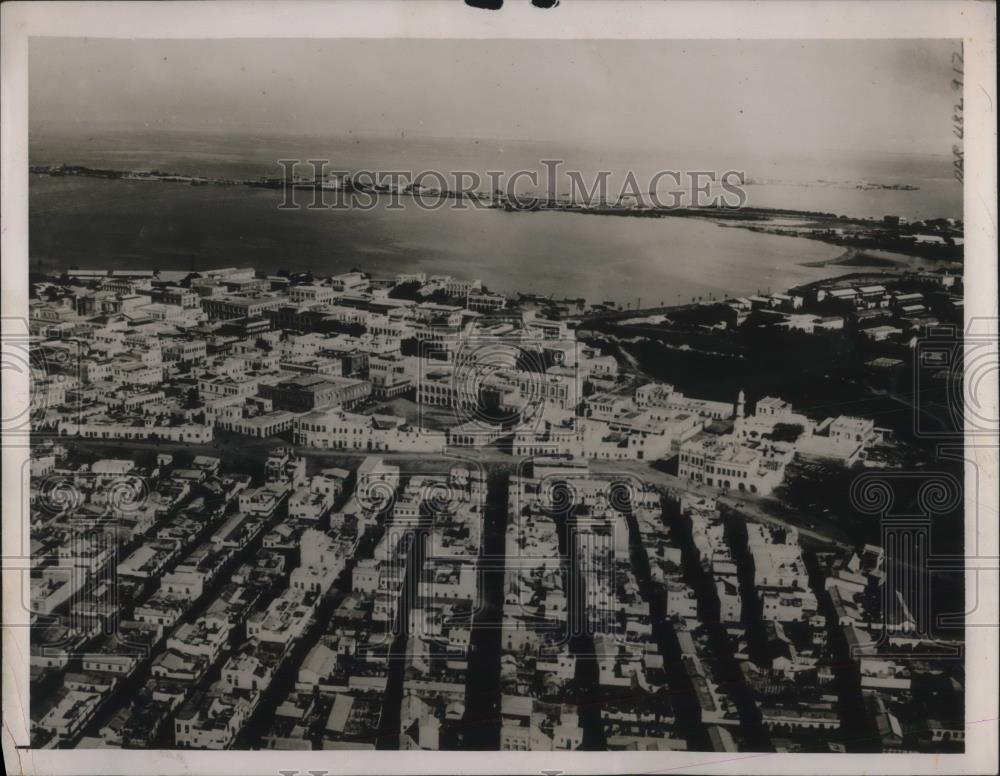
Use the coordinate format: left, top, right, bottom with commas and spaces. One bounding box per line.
29, 163, 964, 263
26, 174, 851, 306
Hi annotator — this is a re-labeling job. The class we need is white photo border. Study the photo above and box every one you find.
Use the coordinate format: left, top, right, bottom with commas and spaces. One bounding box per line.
2, 1, 996, 774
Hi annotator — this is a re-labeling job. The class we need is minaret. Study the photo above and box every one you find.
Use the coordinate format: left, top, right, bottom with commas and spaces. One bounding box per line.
735, 389, 746, 419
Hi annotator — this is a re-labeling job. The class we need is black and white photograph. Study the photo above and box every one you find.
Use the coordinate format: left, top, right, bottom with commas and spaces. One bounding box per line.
2, 2, 996, 774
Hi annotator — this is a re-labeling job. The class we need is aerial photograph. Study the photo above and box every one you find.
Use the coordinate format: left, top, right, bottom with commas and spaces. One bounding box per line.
24, 35, 966, 755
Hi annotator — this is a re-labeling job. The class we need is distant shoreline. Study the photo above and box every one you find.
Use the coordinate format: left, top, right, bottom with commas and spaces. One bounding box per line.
799, 248, 907, 269
29, 162, 964, 263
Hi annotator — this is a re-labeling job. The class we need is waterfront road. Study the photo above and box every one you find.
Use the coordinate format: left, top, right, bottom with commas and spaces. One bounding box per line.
48, 434, 852, 551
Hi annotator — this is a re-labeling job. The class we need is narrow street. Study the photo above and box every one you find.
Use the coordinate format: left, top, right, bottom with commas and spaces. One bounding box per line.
621, 502, 708, 750
552, 487, 606, 750
75, 491, 274, 745
672, 505, 770, 750
375, 507, 430, 751
804, 550, 876, 753
459, 470, 509, 749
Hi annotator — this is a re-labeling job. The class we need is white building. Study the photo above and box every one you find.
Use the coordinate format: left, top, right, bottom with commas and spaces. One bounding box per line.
678, 435, 793, 495
294, 408, 441, 453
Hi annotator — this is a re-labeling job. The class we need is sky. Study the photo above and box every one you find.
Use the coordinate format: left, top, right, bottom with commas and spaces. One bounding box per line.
29, 37, 960, 158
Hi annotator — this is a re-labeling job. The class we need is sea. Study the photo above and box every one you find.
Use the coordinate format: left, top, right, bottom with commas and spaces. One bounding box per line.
28, 128, 962, 304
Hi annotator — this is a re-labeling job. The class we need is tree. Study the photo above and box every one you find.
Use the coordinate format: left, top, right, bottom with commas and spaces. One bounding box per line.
768, 423, 805, 443
426, 289, 451, 305
388, 281, 422, 301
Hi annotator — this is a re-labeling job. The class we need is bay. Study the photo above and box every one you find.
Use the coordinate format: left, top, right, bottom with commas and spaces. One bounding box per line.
30, 175, 852, 304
